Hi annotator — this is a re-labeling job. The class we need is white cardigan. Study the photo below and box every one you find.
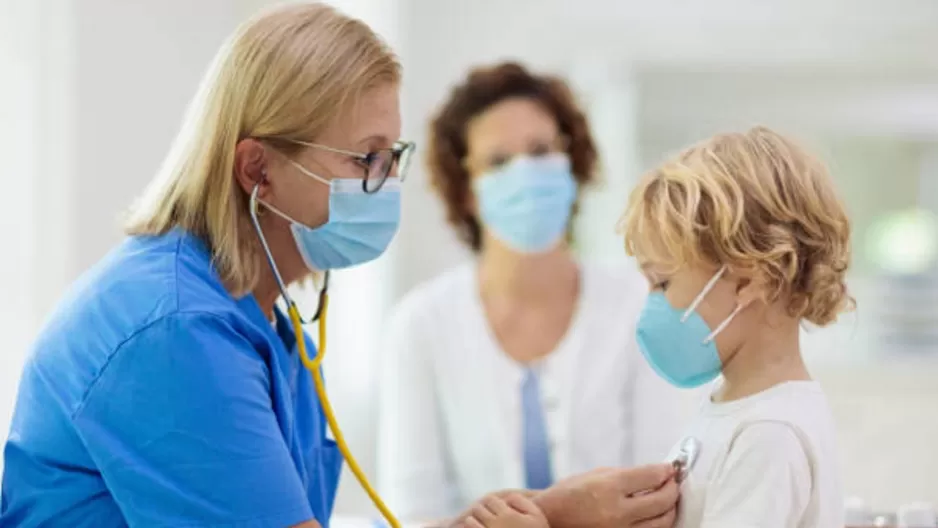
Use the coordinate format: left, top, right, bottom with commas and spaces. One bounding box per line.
376, 262, 693, 521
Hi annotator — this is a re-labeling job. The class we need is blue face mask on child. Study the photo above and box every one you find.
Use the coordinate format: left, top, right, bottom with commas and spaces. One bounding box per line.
635, 266, 746, 389
264, 159, 401, 270
473, 153, 577, 253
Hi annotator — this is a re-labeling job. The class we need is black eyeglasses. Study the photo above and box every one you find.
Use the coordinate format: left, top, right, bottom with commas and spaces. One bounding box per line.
291, 140, 416, 193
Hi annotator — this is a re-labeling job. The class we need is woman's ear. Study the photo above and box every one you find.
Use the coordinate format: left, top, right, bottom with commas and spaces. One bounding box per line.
233, 138, 270, 197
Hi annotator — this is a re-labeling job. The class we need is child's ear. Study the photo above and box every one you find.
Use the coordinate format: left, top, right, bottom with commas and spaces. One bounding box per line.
735, 272, 768, 308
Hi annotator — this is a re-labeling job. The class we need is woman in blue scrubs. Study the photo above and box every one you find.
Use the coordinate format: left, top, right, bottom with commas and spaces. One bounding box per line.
1, 4, 407, 526
0, 3, 679, 528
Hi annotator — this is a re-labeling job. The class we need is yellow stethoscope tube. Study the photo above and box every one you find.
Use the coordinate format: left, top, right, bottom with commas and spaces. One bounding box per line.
250, 185, 400, 528
288, 299, 401, 528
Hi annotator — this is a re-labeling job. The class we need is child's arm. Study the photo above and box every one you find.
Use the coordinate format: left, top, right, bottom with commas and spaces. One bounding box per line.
702, 422, 813, 528
462, 494, 548, 528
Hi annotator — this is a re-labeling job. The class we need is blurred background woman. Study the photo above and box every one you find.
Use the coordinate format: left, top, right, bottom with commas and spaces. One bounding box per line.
377, 62, 686, 521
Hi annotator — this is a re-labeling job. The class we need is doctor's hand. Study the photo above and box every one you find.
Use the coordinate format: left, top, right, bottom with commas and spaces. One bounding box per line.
533, 464, 679, 528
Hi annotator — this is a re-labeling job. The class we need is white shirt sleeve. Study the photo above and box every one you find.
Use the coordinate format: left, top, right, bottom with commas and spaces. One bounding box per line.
376, 294, 460, 522
701, 421, 813, 528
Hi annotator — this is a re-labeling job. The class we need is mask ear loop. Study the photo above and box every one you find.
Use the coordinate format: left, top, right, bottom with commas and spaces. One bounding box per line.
680, 266, 727, 323
703, 303, 745, 345
677, 265, 745, 344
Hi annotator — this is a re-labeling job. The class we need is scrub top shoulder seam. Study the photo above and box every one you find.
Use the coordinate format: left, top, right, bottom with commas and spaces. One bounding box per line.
68, 309, 248, 422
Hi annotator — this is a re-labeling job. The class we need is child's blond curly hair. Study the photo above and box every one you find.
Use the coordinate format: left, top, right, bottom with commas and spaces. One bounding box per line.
619, 126, 854, 327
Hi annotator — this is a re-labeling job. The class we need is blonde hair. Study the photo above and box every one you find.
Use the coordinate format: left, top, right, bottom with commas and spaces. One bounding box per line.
125, 2, 400, 296
619, 126, 853, 326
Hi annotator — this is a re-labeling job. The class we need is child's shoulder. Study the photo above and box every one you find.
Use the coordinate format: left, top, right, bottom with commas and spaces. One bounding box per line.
706, 381, 836, 457
727, 380, 831, 422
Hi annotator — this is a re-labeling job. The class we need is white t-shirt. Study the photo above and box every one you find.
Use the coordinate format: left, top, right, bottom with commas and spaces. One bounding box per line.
671, 381, 844, 528
377, 262, 693, 520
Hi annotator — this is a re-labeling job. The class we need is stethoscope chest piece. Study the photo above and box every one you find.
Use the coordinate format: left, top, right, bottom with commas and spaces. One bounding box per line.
671, 436, 701, 483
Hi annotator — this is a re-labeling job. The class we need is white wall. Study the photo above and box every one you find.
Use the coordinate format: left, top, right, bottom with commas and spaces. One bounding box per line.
569, 65, 641, 261
0, 0, 79, 476
0, 0, 40, 466
74, 0, 246, 271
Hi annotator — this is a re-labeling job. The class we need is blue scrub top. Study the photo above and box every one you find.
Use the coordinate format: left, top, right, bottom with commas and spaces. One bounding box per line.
1, 230, 342, 527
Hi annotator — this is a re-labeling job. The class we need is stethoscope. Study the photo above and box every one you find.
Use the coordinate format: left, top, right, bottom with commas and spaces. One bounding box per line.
670, 436, 702, 483
248, 184, 401, 528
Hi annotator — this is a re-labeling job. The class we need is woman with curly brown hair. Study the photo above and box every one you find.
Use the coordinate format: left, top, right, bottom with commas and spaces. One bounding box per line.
376, 62, 686, 523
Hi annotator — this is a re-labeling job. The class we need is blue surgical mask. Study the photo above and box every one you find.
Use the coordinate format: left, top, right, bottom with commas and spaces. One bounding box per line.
473, 153, 577, 253
264, 159, 401, 270
635, 266, 745, 389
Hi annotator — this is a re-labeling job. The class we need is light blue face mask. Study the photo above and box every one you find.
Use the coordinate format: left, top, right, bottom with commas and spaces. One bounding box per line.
473, 153, 577, 253
635, 266, 745, 389
263, 159, 401, 270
